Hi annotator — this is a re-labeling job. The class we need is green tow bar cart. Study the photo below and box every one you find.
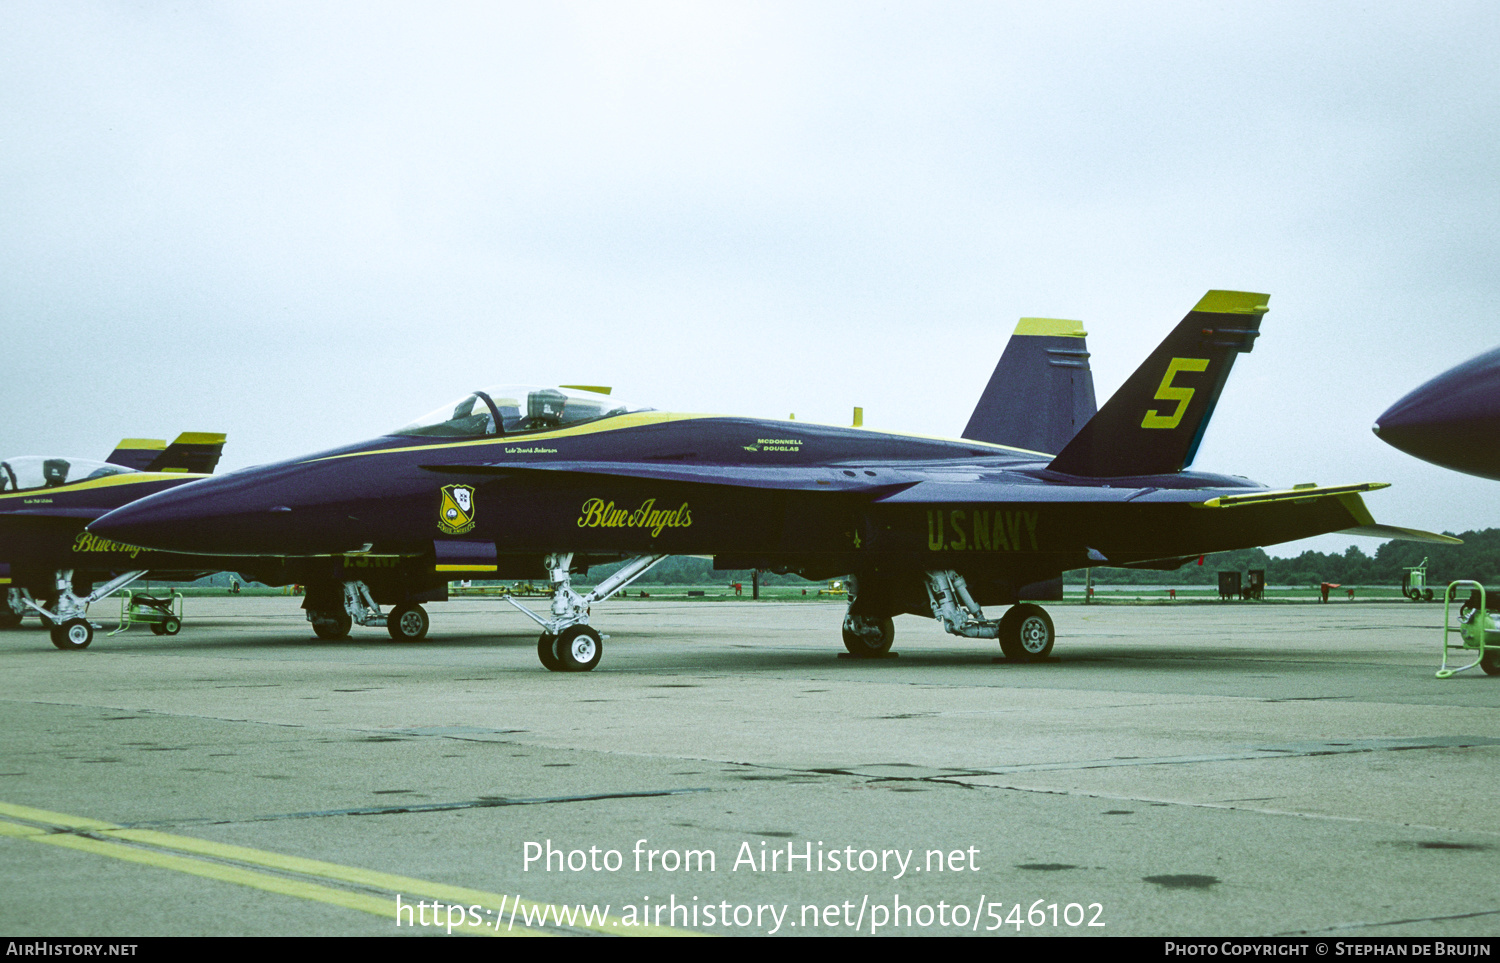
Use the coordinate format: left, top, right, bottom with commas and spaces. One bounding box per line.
109, 589, 183, 637
1438, 580, 1500, 678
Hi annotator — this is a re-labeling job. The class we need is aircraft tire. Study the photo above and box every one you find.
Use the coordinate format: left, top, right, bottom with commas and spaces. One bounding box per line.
555, 625, 602, 672
0, 611, 22, 629
386, 605, 429, 642
999, 604, 1054, 662
1481, 651, 1500, 676
51, 619, 93, 650
312, 611, 352, 640
841, 615, 895, 657
537, 634, 564, 671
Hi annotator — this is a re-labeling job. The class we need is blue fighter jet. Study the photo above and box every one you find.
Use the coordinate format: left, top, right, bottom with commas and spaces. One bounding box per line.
1375, 345, 1500, 480
93, 291, 1452, 671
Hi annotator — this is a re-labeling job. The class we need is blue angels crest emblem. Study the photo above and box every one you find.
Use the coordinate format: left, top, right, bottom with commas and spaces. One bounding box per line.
438, 484, 477, 535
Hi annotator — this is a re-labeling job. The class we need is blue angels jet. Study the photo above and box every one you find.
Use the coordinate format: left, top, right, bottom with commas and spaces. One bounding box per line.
0, 433, 229, 647
1, 431, 445, 649
92, 291, 1453, 671
1374, 344, 1500, 481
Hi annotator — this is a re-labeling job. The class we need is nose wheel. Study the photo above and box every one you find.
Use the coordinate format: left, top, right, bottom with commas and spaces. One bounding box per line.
51, 618, 95, 650
539, 625, 602, 672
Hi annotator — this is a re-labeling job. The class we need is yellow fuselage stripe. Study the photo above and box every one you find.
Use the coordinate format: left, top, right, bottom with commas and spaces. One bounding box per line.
0, 800, 686, 937
0, 471, 207, 502
314, 411, 1051, 464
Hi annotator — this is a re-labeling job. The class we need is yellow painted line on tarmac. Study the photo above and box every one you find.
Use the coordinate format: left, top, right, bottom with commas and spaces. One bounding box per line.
0, 801, 693, 937
0, 819, 435, 931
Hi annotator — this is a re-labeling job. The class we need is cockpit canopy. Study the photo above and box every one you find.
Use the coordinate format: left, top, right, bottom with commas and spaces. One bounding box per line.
0, 457, 138, 493
395, 386, 651, 438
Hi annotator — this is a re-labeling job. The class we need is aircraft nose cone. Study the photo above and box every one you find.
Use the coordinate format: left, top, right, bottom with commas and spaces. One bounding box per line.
1374, 345, 1500, 480
91, 466, 369, 555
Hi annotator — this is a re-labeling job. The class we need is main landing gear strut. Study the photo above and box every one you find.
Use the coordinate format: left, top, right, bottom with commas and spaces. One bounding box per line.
923, 569, 1054, 662
26, 568, 149, 650
508, 552, 667, 672
306, 580, 430, 642
1, 588, 31, 629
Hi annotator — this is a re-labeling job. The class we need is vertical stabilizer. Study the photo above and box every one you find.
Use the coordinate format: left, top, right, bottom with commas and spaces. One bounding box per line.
105, 438, 167, 471
962, 318, 1097, 454
150, 432, 227, 474
1046, 291, 1267, 477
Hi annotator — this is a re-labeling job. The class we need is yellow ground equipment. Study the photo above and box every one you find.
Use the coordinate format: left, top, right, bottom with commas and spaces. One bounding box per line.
110, 590, 182, 637
1438, 580, 1500, 678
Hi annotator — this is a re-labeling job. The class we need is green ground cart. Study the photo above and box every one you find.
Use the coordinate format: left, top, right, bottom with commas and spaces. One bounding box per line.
1402, 558, 1434, 601
109, 589, 183, 637
1438, 580, 1500, 678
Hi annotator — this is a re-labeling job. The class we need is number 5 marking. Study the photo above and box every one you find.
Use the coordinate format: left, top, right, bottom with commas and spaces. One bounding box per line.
1141, 357, 1209, 429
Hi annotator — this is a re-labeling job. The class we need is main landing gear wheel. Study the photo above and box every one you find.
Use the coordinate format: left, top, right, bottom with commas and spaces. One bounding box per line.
312, 611, 353, 640
999, 604, 1054, 662
841, 615, 895, 657
51, 618, 94, 650
0, 611, 21, 630
554, 625, 602, 672
386, 605, 430, 642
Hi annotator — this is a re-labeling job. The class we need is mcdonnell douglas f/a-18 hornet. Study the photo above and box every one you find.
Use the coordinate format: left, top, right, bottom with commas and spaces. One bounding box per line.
1374, 344, 1500, 481
0, 433, 228, 648
92, 291, 1454, 671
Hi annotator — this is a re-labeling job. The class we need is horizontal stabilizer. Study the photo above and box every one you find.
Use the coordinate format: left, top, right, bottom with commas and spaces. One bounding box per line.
1196, 481, 1461, 544
1197, 482, 1389, 508
1049, 290, 1267, 477
963, 318, 1096, 454
1340, 525, 1462, 545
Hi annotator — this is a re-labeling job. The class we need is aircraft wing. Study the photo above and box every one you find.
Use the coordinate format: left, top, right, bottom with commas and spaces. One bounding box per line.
427, 464, 1459, 545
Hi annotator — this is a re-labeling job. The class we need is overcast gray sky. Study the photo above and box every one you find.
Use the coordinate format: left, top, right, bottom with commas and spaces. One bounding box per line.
3, 1, 1498, 556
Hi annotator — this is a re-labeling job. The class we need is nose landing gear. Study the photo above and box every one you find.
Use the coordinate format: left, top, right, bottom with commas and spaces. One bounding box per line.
509, 552, 666, 671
